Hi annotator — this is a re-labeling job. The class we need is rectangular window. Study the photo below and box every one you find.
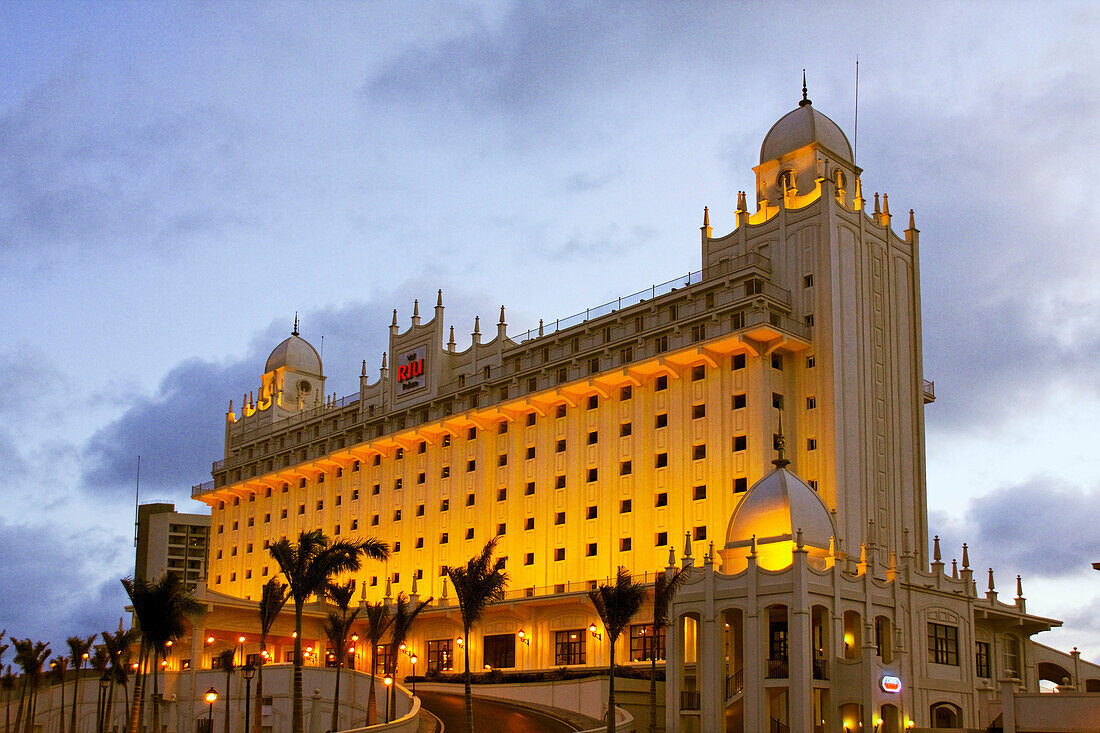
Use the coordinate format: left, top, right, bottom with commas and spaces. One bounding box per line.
441, 466, 450, 478
691, 364, 705, 380
655, 492, 668, 507
483, 634, 516, 670
732, 353, 746, 370
556, 404, 567, 418
630, 624, 666, 662
372, 483, 381, 495
620, 460, 632, 475
465, 493, 475, 506
1004, 636, 1020, 676
733, 435, 747, 452
693, 526, 706, 541
620, 385, 633, 401
655, 452, 668, 468
620, 422, 632, 436
692, 403, 705, 419
554, 547, 565, 561
656, 375, 668, 391
806, 396, 816, 410
976, 642, 991, 678
555, 511, 565, 525
393, 509, 402, 521
468, 427, 477, 440
655, 335, 668, 353
804, 314, 814, 327
526, 412, 537, 426
556, 439, 566, 453
655, 413, 668, 429
656, 531, 668, 546
426, 640, 453, 673
807, 438, 817, 451
418, 472, 426, 484
467, 459, 476, 472
587, 430, 598, 445
440, 499, 449, 511
806, 355, 815, 368
555, 630, 585, 665
692, 444, 706, 460
588, 357, 600, 375
555, 475, 566, 489
620, 537, 632, 552
440, 533, 449, 544
496, 523, 506, 536
587, 468, 598, 482
465, 528, 474, 540
557, 367, 568, 384
526, 446, 536, 459
395, 448, 404, 460
586, 506, 597, 520
525, 481, 535, 495
443, 435, 452, 447
693, 485, 706, 500
771, 354, 784, 370
587, 395, 598, 410
524, 552, 534, 565
620, 499, 632, 513
394, 478, 403, 491
927, 623, 959, 666
498, 454, 507, 467
524, 517, 534, 530
803, 274, 814, 288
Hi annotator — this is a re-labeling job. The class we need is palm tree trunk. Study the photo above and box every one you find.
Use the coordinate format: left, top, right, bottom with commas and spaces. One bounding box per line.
366, 647, 376, 726
13, 676, 27, 733
69, 666, 80, 733
24, 683, 37, 733
463, 625, 473, 733
329, 662, 341, 733
150, 653, 160, 733
648, 648, 657, 733
292, 603, 304, 733
126, 646, 145, 733
606, 642, 616, 733
59, 675, 66, 733
253, 650, 264, 733
221, 668, 230, 733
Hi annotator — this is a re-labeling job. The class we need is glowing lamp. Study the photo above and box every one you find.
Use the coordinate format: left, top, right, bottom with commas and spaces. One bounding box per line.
161, 661, 168, 668
484, 664, 491, 671
292, 632, 298, 639
399, 643, 406, 652
204, 688, 218, 704
206, 636, 215, 645
384, 675, 393, 687
351, 634, 359, 642
349, 647, 356, 654
238, 636, 245, 644
83, 652, 90, 659
132, 663, 139, 671
165, 641, 172, 648
410, 655, 417, 665
306, 646, 313, 653
456, 637, 464, 647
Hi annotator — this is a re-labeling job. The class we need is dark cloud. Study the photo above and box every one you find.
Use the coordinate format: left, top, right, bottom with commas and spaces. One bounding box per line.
931, 479, 1100, 580
0, 518, 131, 647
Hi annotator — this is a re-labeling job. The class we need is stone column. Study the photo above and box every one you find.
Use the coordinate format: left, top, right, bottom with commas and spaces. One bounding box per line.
664, 612, 682, 733
699, 613, 723, 732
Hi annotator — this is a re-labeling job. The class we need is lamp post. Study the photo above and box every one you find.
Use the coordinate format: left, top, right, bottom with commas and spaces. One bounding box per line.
241, 663, 256, 733
383, 675, 393, 724
204, 688, 218, 733
98, 674, 111, 733
409, 655, 417, 697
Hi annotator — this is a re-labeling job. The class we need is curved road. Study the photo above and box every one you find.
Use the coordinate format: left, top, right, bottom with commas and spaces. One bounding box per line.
418, 690, 577, 733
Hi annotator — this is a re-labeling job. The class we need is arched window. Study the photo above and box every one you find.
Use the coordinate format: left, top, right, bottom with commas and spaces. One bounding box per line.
930, 702, 961, 728
777, 169, 794, 194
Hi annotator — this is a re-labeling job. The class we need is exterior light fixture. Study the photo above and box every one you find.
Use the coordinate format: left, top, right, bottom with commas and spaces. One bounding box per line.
204, 687, 218, 726
384, 675, 392, 686
238, 636, 246, 644
351, 634, 359, 642
456, 637, 464, 647
589, 624, 602, 641
484, 664, 491, 671
206, 636, 214, 645
292, 632, 298, 638
518, 629, 529, 646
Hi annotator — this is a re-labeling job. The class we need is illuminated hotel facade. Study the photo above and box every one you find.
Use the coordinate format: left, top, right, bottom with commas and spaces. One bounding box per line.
182, 92, 1100, 730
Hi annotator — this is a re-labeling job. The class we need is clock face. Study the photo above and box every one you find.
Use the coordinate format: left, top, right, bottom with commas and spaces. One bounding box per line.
298, 380, 312, 394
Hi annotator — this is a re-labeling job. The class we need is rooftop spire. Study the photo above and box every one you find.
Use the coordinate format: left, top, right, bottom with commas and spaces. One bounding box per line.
499, 305, 506, 324
799, 69, 812, 107
292, 312, 299, 336
773, 412, 790, 468
436, 289, 443, 307
933, 535, 942, 562
412, 299, 419, 318
962, 543, 970, 569
703, 206, 710, 227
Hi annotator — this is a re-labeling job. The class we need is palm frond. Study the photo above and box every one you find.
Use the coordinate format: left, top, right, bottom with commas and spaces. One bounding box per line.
652, 566, 690, 630
446, 538, 509, 630
588, 568, 648, 642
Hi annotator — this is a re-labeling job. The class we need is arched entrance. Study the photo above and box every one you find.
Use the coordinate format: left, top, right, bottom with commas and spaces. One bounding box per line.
930, 702, 960, 728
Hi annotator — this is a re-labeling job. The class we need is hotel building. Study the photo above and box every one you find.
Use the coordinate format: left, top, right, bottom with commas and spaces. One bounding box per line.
179, 90, 1100, 730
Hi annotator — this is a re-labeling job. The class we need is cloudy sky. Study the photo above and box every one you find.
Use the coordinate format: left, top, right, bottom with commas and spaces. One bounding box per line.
2, 1, 1099, 658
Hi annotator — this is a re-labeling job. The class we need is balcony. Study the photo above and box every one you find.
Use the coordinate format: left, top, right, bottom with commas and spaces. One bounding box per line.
766, 655, 789, 679
725, 669, 743, 700
680, 690, 700, 711
812, 657, 828, 680
923, 379, 935, 403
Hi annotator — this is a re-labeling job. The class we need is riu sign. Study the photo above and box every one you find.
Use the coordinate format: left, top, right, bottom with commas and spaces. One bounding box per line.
880, 675, 902, 693
396, 357, 424, 382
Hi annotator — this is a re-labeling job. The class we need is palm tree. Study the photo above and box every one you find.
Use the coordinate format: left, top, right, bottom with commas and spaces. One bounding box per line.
50, 657, 68, 733
67, 635, 97, 733
360, 603, 391, 726
102, 629, 137, 733
384, 593, 431, 722
648, 566, 688, 733
268, 530, 389, 733
88, 648, 110, 733
14, 639, 50, 733
122, 574, 203, 733
253, 579, 287, 733
446, 538, 508, 733
323, 582, 359, 733
588, 568, 648, 733
3, 667, 17, 733
12, 639, 31, 733
216, 650, 235, 733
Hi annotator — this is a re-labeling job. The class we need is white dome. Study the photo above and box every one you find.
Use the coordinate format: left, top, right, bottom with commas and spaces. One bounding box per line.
760, 101, 853, 165
264, 333, 322, 375
725, 462, 835, 552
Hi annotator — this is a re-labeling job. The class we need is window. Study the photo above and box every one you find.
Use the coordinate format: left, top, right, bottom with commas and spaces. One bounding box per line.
372, 483, 380, 495
586, 505, 597, 520
630, 624, 666, 662
554, 548, 565, 561
555, 511, 565, 525
468, 427, 477, 440
692, 403, 705, 419
656, 375, 668, 391
526, 446, 535, 459
441, 466, 450, 478
807, 438, 817, 451
555, 475, 566, 489
373, 455, 382, 466
806, 355, 815, 368
656, 531, 668, 546
416, 537, 424, 549
556, 367, 567, 384
620, 538, 632, 552
526, 412, 537, 426
524, 517, 534, 530
806, 396, 816, 410
655, 335, 668, 353
280, 510, 287, 519
620, 422, 632, 436
804, 273, 814, 288
465, 493, 475, 506
928, 623, 959, 666
587, 430, 598, 445
809, 480, 818, 490
976, 642, 991, 678
466, 459, 476, 472
371, 514, 378, 526
733, 435, 747, 452
497, 523, 506, 536
620, 460, 632, 475
693, 485, 706, 500
655, 413, 668, 429
526, 376, 537, 392
693, 526, 707, 541
497, 420, 507, 435
771, 354, 784, 370
483, 634, 516, 670
586, 542, 598, 557
691, 364, 705, 381
804, 314, 814, 327
440, 533, 449, 544
556, 404, 567, 418
297, 505, 305, 515
620, 385, 632, 400
588, 357, 600, 375
417, 472, 426, 484
525, 481, 535, 496
394, 478, 403, 491
587, 395, 598, 410
655, 453, 668, 468
772, 393, 784, 409
1004, 636, 1020, 676
426, 640, 453, 673
620, 499, 632, 513
440, 498, 449, 511
556, 439, 566, 453
416, 504, 425, 517
746, 278, 763, 296
395, 448, 404, 460
732, 353, 746, 370
692, 444, 706, 460
655, 492, 668, 507
587, 468, 598, 482
443, 435, 452, 447
393, 509, 402, 521
465, 528, 474, 540
498, 454, 507, 467
555, 630, 585, 665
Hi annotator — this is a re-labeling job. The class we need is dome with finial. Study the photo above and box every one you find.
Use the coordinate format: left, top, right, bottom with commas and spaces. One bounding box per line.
264, 315, 323, 375
759, 71, 853, 165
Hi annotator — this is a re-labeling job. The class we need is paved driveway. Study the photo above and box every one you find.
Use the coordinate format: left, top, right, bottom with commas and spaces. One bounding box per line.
417, 690, 578, 733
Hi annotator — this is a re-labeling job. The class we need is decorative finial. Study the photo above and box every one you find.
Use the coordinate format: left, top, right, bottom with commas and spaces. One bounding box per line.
499, 305, 506, 324
702, 206, 710, 227
361, 360, 366, 377
773, 412, 789, 468
873, 192, 881, 215
411, 574, 418, 595
391, 309, 397, 327
437, 289, 443, 307
961, 543, 970, 569
933, 535, 941, 562
381, 351, 387, 369
413, 299, 419, 318
1016, 574, 1023, 599
750, 534, 757, 556
795, 528, 804, 550
538, 319, 544, 337
448, 326, 455, 347
908, 208, 916, 230
473, 316, 480, 334
951, 559, 958, 578
882, 193, 890, 215
292, 312, 299, 336
800, 69, 811, 107
683, 531, 692, 557
667, 545, 676, 567
987, 567, 995, 592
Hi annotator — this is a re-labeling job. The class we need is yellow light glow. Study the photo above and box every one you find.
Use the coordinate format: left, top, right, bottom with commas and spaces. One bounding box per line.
410, 655, 417, 664
206, 636, 215, 644
306, 646, 312, 653
165, 641, 172, 648
292, 632, 298, 639
875, 719, 883, 726
844, 634, 854, 647
238, 636, 245, 644
161, 661, 168, 668
384, 676, 393, 686
351, 634, 359, 642
456, 637, 464, 646
348, 647, 356, 654
399, 643, 406, 651
517, 630, 525, 639
83, 653, 90, 659
204, 690, 218, 704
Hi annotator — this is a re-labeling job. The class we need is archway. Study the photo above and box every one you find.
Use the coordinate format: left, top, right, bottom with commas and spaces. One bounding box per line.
1036, 661, 1072, 690
930, 702, 960, 728
879, 703, 900, 733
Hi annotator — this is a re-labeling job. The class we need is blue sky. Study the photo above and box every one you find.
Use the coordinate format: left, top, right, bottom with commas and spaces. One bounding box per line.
2, 1, 1099, 656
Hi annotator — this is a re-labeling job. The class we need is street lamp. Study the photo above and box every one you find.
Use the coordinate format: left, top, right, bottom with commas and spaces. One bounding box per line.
241, 663, 256, 733
383, 675, 393, 723
409, 655, 418, 697
204, 687, 218, 733
98, 674, 111, 733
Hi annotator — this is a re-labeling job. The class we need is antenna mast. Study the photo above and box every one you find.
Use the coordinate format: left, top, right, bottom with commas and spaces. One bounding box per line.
854, 56, 860, 163
133, 455, 141, 548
